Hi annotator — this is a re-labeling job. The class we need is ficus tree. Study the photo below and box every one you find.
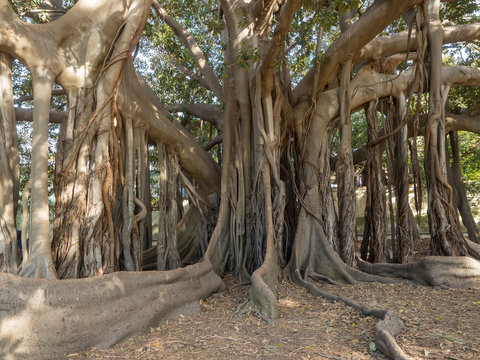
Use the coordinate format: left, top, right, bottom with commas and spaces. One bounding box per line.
0, 0, 480, 358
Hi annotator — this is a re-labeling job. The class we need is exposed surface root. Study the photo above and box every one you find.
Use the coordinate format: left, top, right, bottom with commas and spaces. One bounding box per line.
375, 311, 409, 360
0, 261, 224, 359
357, 255, 480, 288
295, 270, 409, 360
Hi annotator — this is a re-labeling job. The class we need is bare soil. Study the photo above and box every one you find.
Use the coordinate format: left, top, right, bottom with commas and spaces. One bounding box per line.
67, 240, 480, 360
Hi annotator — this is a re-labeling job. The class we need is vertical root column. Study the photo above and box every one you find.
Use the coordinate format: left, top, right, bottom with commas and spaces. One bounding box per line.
361, 100, 387, 263
19, 66, 57, 279
0, 53, 20, 273
156, 143, 180, 271
53, 88, 94, 278
336, 59, 355, 266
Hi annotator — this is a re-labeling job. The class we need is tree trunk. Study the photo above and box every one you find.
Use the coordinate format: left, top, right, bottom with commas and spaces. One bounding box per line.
0, 53, 20, 273
50, 1, 152, 277
19, 67, 57, 279
361, 101, 387, 263
336, 59, 356, 266
156, 143, 180, 271
393, 93, 413, 263
425, 0, 469, 256
447, 131, 480, 243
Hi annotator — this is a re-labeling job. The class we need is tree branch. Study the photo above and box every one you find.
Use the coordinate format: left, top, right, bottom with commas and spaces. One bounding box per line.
166, 52, 213, 91
203, 134, 223, 151
152, 1, 224, 101
293, 0, 423, 104
446, 113, 480, 134
166, 103, 224, 129
14, 107, 64, 124
118, 60, 221, 195
15, 88, 66, 104
356, 23, 480, 64
261, 0, 301, 91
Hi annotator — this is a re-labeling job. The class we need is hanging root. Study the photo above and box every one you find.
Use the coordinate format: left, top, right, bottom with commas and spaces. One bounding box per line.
295, 270, 410, 360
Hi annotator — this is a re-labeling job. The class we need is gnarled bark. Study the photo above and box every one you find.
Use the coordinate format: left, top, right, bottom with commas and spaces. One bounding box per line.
361, 101, 387, 263
425, 0, 469, 257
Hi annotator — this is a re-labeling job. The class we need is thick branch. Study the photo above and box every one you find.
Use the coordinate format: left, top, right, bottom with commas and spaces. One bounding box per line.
446, 113, 480, 134
261, 0, 301, 91
118, 61, 221, 195
166, 103, 224, 129
14, 107, 64, 124
356, 23, 480, 64
293, 0, 422, 103
15, 89, 66, 104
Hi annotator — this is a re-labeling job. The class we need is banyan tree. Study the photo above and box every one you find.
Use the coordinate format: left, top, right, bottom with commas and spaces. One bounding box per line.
0, 0, 479, 358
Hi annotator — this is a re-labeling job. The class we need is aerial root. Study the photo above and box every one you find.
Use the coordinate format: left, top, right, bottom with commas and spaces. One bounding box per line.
294, 269, 410, 360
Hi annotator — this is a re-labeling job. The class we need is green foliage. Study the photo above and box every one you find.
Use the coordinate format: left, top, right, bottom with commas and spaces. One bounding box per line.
441, 0, 480, 25
457, 131, 480, 183
237, 46, 261, 69
136, 0, 223, 105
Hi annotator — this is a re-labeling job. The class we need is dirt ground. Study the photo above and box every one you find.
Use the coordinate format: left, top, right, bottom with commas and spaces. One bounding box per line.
68, 240, 480, 360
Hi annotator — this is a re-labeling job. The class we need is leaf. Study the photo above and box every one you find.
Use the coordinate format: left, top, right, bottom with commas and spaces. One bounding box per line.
274, 343, 284, 346
369, 342, 377, 353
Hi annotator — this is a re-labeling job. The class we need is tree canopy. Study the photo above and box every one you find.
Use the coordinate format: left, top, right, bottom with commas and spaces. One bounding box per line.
0, 0, 479, 358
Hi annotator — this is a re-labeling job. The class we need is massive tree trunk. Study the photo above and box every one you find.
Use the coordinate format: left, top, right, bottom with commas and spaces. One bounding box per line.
50, 1, 152, 278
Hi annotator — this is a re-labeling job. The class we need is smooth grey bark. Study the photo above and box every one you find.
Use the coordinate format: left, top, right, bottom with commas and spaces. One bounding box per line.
0, 53, 20, 273
18, 67, 57, 279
